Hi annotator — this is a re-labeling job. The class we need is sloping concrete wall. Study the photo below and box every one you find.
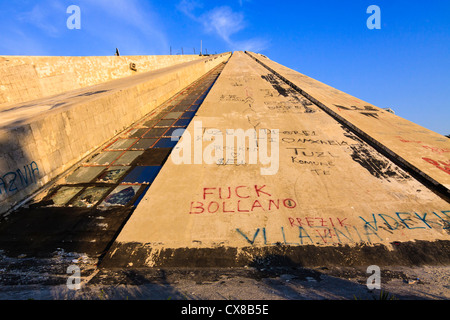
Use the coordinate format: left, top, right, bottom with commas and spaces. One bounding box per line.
0, 53, 231, 215
245, 51, 450, 198
0, 55, 204, 108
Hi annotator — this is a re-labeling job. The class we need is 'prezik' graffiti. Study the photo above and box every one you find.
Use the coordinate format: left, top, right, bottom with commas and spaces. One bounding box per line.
236, 210, 450, 246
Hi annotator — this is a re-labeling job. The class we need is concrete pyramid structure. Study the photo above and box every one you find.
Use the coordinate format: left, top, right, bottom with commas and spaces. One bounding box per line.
101, 52, 450, 268
0, 51, 449, 269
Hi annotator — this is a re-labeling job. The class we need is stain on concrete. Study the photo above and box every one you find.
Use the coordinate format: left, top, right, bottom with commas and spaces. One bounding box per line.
261, 74, 291, 97
342, 127, 411, 181
76, 90, 109, 97
348, 144, 411, 181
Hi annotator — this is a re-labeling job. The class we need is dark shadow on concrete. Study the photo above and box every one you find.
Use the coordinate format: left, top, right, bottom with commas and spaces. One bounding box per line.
247, 254, 440, 300
100, 241, 450, 270
86, 268, 191, 300
0, 205, 136, 258
86, 261, 448, 300
96, 241, 450, 299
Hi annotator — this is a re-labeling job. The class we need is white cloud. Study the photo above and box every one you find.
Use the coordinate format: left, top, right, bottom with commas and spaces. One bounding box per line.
237, 0, 252, 7
178, 1, 269, 52
8, 0, 169, 55
79, 0, 169, 54
16, 0, 66, 38
177, 0, 203, 20
232, 38, 270, 53
201, 6, 245, 43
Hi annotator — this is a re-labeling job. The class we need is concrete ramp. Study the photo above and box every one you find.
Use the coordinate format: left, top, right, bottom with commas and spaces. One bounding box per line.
101, 52, 450, 268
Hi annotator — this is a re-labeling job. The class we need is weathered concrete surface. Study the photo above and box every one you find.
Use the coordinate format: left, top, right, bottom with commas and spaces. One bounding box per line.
0, 55, 204, 107
0, 53, 231, 215
246, 51, 450, 198
102, 52, 450, 268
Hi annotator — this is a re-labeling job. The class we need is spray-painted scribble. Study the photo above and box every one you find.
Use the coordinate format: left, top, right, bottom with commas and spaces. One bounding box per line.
0, 161, 39, 197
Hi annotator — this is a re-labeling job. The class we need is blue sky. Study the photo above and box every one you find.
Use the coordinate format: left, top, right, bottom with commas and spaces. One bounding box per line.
0, 0, 449, 135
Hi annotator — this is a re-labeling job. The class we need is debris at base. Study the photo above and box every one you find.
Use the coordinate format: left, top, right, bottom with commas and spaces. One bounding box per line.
404, 278, 420, 285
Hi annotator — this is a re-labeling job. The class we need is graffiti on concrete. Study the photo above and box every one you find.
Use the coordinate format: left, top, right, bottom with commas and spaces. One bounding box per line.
282, 137, 350, 146
0, 161, 39, 197
397, 136, 450, 155
189, 185, 297, 214
422, 158, 450, 175
334, 104, 379, 119
236, 210, 450, 246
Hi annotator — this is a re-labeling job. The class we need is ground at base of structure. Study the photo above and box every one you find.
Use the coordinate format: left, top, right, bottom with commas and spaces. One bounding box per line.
0, 265, 448, 300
